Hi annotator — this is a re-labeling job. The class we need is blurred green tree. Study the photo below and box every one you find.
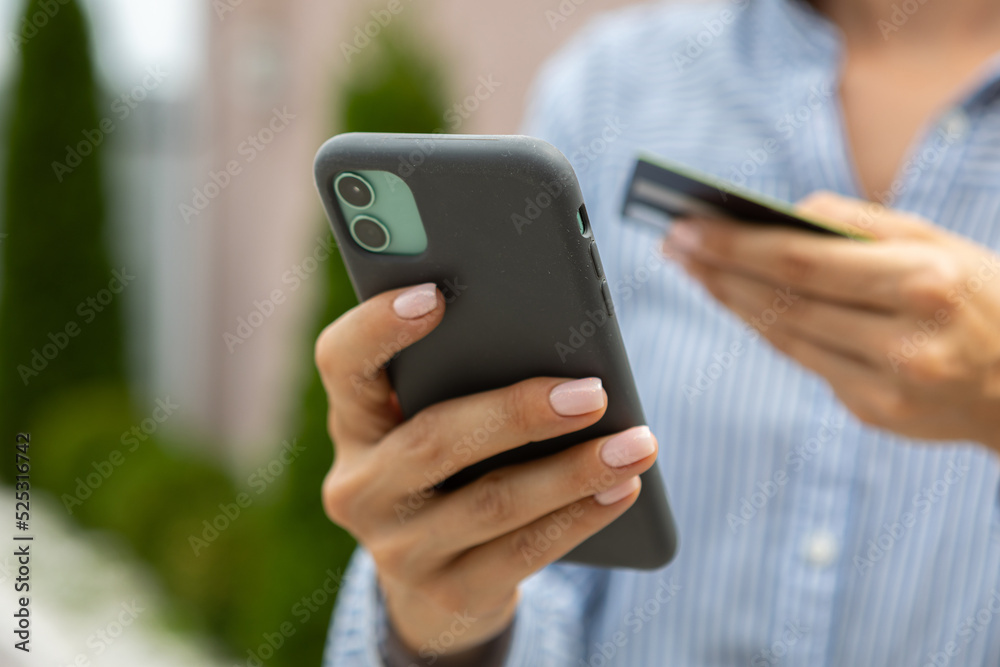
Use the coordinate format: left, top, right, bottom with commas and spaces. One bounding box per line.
3, 1, 449, 665
0, 0, 127, 478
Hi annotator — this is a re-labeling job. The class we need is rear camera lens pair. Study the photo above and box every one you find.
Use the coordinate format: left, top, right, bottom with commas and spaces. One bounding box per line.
335, 173, 389, 252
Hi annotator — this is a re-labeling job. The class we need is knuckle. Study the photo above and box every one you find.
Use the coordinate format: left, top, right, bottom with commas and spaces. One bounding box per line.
369, 535, 414, 579
502, 381, 539, 434
424, 579, 468, 614
509, 525, 545, 565
313, 323, 339, 373
869, 387, 917, 423
322, 466, 361, 527
900, 260, 961, 313
776, 246, 817, 284
401, 408, 445, 467
902, 342, 966, 386
570, 455, 616, 496
703, 222, 735, 258
470, 472, 517, 524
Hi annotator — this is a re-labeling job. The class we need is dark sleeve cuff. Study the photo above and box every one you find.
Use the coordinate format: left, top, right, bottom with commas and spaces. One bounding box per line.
380, 614, 515, 667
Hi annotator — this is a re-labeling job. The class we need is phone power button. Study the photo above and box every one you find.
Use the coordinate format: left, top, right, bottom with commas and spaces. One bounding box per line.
601, 282, 615, 317
589, 243, 605, 279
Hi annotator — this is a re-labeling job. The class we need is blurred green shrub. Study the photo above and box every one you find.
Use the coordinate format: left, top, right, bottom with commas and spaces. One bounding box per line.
1, 1, 449, 665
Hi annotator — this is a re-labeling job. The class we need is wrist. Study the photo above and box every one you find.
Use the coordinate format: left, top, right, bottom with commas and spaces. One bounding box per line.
382, 581, 519, 659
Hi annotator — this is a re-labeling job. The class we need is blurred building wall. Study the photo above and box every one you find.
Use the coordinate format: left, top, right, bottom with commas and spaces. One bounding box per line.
195, 0, 643, 462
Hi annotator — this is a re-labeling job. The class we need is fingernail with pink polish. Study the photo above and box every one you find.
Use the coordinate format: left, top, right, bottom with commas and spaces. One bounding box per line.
594, 476, 641, 505
601, 426, 656, 468
393, 283, 438, 319
549, 378, 604, 416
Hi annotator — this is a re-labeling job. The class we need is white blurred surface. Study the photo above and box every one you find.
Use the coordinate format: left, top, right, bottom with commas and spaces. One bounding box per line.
0, 486, 229, 667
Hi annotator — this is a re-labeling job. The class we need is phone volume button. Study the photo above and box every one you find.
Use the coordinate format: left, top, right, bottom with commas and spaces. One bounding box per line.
589, 243, 604, 279
601, 281, 615, 318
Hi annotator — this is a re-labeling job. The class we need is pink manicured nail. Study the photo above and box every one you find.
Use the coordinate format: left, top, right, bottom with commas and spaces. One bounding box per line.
393, 283, 438, 319
594, 476, 641, 506
549, 378, 604, 416
601, 426, 656, 468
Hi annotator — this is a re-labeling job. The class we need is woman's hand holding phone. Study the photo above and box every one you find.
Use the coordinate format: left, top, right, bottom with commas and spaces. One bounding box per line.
314, 283, 659, 659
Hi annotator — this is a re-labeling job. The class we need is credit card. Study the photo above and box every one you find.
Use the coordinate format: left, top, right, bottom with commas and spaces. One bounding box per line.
622, 153, 873, 241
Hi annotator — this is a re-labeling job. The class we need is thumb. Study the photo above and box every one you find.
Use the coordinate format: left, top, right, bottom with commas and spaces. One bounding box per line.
795, 191, 938, 242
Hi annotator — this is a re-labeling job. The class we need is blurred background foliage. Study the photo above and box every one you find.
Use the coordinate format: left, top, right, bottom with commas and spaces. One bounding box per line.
0, 0, 447, 664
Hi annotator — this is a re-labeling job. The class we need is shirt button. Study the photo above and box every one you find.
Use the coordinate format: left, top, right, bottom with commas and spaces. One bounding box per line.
804, 530, 838, 567
941, 110, 970, 141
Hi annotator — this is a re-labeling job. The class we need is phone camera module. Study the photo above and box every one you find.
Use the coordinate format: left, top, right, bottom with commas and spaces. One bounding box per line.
335, 173, 375, 209
350, 215, 391, 252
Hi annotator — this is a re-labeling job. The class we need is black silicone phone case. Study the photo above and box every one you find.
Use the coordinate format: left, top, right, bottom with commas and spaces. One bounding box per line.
314, 133, 677, 569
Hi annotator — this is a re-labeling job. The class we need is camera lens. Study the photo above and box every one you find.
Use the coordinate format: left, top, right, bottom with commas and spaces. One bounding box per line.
350, 215, 390, 252
335, 173, 374, 209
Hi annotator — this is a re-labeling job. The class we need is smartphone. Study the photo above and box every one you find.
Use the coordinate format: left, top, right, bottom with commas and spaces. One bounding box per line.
622, 153, 874, 240
314, 132, 677, 570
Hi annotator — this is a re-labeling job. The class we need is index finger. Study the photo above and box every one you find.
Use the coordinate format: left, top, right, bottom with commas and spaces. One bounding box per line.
315, 283, 445, 444
664, 216, 932, 311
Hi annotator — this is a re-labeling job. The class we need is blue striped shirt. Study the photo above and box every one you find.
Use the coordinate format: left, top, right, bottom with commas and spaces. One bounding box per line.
324, 1, 1000, 665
